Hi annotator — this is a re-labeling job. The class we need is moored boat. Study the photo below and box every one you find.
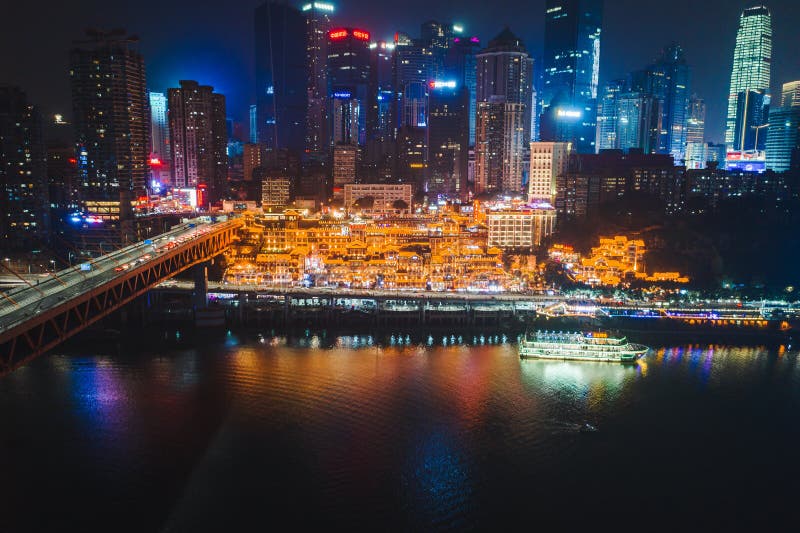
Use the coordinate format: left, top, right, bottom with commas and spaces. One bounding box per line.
519, 330, 648, 364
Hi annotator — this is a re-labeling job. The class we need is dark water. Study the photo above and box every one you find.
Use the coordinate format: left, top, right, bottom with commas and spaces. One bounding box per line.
1, 330, 799, 531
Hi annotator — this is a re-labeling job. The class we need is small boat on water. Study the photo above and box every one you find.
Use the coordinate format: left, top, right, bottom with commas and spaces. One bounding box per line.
519, 330, 648, 364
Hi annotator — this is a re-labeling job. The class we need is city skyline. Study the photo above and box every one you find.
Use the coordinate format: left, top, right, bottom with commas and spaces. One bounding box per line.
2, 1, 800, 144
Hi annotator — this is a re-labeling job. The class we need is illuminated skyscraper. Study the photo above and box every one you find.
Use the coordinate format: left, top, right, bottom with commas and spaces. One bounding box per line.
255, 2, 307, 155
168, 81, 228, 205
427, 80, 469, 197
615, 92, 661, 154
633, 44, 690, 162
327, 28, 371, 147
0, 86, 48, 250
446, 36, 480, 146
596, 79, 626, 151
148, 92, 169, 165
540, 0, 603, 154
528, 141, 572, 204
766, 81, 800, 172
725, 6, 772, 147
69, 29, 147, 242
475, 28, 531, 194
686, 95, 706, 145
303, 2, 334, 162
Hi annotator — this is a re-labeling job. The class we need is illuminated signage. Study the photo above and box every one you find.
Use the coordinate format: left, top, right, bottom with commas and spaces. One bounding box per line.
557, 109, 582, 119
302, 2, 334, 11
332, 90, 352, 99
352, 29, 370, 41
329, 29, 348, 40
429, 80, 457, 89
452, 24, 464, 33
149, 157, 163, 166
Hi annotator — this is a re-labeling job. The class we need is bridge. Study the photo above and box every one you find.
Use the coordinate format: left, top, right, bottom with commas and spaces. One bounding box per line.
0, 217, 241, 375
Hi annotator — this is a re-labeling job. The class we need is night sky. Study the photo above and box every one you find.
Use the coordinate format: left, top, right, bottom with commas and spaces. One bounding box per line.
2, 0, 798, 143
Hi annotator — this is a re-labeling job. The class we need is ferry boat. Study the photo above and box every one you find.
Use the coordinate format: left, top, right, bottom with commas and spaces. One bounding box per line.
518, 330, 648, 364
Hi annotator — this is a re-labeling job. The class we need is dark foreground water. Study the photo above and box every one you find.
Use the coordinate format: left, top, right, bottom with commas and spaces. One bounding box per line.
1, 330, 799, 531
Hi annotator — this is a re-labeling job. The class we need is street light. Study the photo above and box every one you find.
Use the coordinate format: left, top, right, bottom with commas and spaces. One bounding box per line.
49, 260, 56, 273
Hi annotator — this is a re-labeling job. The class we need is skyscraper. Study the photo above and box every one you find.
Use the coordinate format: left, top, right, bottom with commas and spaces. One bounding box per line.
475, 28, 531, 194
766, 81, 800, 172
635, 44, 690, 162
327, 28, 371, 147
70, 29, 148, 243
303, 2, 334, 162
615, 92, 661, 154
255, 2, 307, 155
168, 80, 228, 206
686, 95, 706, 145
148, 92, 170, 185
732, 89, 769, 152
528, 141, 572, 204
427, 80, 469, 197
725, 6, 772, 147
0, 86, 49, 250
540, 0, 603, 154
446, 36, 480, 146
596, 79, 626, 151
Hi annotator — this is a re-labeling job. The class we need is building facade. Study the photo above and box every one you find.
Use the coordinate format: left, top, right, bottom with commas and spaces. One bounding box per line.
540, 0, 603, 154
486, 209, 556, 249
168, 80, 228, 205
69, 29, 148, 243
725, 6, 772, 148
303, 2, 334, 162
528, 141, 572, 204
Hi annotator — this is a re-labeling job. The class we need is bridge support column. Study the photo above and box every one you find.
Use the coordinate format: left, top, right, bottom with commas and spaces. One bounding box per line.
192, 262, 209, 309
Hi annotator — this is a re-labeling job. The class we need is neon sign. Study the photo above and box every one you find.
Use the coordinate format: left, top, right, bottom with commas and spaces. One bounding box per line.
352, 29, 370, 41
332, 91, 352, 99
429, 80, 457, 89
329, 29, 348, 40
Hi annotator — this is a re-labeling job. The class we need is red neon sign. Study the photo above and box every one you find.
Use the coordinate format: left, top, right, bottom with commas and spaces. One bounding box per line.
149, 157, 163, 166
352, 29, 370, 41
329, 29, 348, 40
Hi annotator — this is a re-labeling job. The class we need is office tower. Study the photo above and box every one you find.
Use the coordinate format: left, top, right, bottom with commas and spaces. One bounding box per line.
328, 28, 371, 147
249, 104, 258, 143
446, 36, 480, 146
596, 79, 626, 151
475, 28, 531, 194
69, 29, 148, 243
303, 2, 333, 162
781, 81, 800, 107
528, 142, 572, 204
366, 41, 395, 180
168, 80, 228, 206
427, 80, 469, 197
255, 2, 307, 154
0, 86, 49, 250
725, 6, 772, 147
332, 144, 357, 198
615, 92, 661, 154
420, 20, 455, 77
541, 0, 603, 154
634, 44, 690, 162
686, 95, 705, 145
766, 81, 800, 172
261, 175, 292, 211
732, 89, 769, 152
149, 92, 170, 164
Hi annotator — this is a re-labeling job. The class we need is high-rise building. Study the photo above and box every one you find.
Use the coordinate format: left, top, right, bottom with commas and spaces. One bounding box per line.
255, 2, 307, 155
332, 143, 357, 198
475, 28, 532, 194
633, 44, 690, 162
732, 89, 769, 152
446, 36, 480, 146
168, 80, 228, 206
528, 141, 572, 204
249, 104, 258, 144
149, 92, 170, 164
69, 29, 148, 243
420, 20, 455, 76
686, 95, 705, 145
615, 92, 661, 154
328, 28, 372, 147
365, 41, 396, 180
303, 2, 334, 162
725, 6, 772, 147
243, 143, 263, 182
427, 80, 469, 197
766, 81, 800, 172
540, 0, 603, 154
0, 86, 49, 250
596, 79, 626, 151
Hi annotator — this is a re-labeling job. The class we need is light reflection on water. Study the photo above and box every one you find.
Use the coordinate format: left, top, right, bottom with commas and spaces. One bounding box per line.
1, 334, 799, 531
